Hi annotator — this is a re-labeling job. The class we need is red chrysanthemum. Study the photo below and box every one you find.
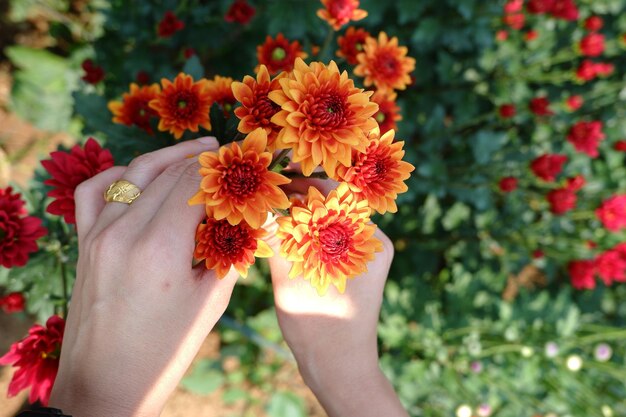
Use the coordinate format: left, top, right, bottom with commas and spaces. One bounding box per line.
317, 0, 367, 31
499, 177, 518, 192
546, 188, 577, 215
498, 104, 516, 118
614, 140, 626, 152
550, 0, 579, 21
595, 249, 626, 286
157, 11, 185, 38
0, 315, 65, 405
371, 90, 402, 135
496, 30, 509, 42
579, 33, 605, 57
565, 95, 583, 111
256, 33, 308, 76
566, 120, 605, 158
527, 0, 556, 14
194, 218, 272, 279
336, 129, 414, 214
576, 60, 614, 82
41, 138, 114, 225
0, 292, 25, 313
188, 129, 291, 229
206, 75, 236, 117
277, 182, 383, 295
136, 71, 151, 85
525, 30, 539, 41
224, 0, 256, 24
529, 97, 554, 116
596, 194, 626, 232
584, 16, 603, 32
232, 65, 283, 150
270, 58, 379, 177
149, 73, 213, 139
0, 187, 46, 268
503, 13, 525, 30
530, 154, 567, 182
336, 26, 370, 65
504, 0, 524, 13
569, 260, 596, 290
354, 32, 416, 93
566, 175, 585, 191
80, 59, 104, 84
108, 83, 161, 134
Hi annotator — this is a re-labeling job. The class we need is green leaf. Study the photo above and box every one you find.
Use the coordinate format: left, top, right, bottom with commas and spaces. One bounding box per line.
266, 392, 306, 417
442, 202, 471, 231
180, 359, 224, 395
471, 131, 508, 165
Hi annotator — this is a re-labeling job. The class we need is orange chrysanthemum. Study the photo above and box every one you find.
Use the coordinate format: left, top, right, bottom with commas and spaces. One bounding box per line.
108, 83, 161, 134
188, 128, 291, 229
256, 33, 308, 75
317, 0, 367, 31
371, 90, 402, 135
336, 26, 370, 65
269, 58, 378, 177
354, 32, 416, 93
277, 182, 382, 295
149, 73, 212, 139
194, 218, 273, 278
232, 65, 283, 150
206, 75, 236, 117
335, 129, 414, 214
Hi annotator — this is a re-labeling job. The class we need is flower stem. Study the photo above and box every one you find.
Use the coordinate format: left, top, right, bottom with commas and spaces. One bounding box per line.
282, 171, 329, 180
269, 149, 290, 171
320, 28, 335, 60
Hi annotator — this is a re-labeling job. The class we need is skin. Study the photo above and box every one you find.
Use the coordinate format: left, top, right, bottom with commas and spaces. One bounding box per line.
49, 141, 407, 416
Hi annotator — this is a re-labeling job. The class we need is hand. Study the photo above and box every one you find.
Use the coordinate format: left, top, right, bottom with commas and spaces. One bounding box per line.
49, 137, 238, 417
265, 178, 408, 417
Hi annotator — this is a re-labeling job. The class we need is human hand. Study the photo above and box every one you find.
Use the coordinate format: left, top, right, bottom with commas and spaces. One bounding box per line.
265, 178, 408, 417
49, 137, 238, 417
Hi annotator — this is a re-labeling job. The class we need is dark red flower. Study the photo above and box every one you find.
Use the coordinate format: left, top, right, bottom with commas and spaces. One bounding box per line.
596, 195, 626, 232
565, 95, 583, 111
256, 33, 308, 75
530, 154, 567, 181
183, 47, 196, 59
136, 71, 150, 85
547, 188, 576, 215
595, 62, 614, 77
225, 0, 256, 24
336, 26, 370, 65
524, 30, 539, 41
568, 260, 596, 290
614, 140, 626, 152
595, 250, 626, 286
529, 97, 554, 116
576, 60, 614, 82
566, 120, 605, 157
496, 30, 509, 41
0, 292, 25, 313
587, 240, 597, 249
158, 11, 185, 38
566, 175, 585, 191
550, 0, 579, 20
498, 104, 516, 118
499, 177, 518, 192
532, 249, 545, 259
527, 0, 556, 14
41, 138, 114, 225
584, 16, 603, 31
579, 33, 605, 57
0, 187, 46, 268
504, 0, 524, 13
0, 315, 65, 405
503, 13, 525, 30
80, 59, 104, 84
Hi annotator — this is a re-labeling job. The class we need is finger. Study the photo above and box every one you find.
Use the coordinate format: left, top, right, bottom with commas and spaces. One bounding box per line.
93, 137, 218, 234
281, 177, 339, 197
74, 166, 127, 242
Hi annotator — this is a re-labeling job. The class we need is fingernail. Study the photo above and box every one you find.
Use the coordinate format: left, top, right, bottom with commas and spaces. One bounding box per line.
197, 136, 218, 146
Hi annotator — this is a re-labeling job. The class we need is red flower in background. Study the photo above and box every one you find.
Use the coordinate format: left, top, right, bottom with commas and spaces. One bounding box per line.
336, 26, 370, 65
530, 154, 567, 181
317, 0, 367, 31
565, 95, 583, 111
566, 175, 585, 191
547, 188, 577, 215
532, 249, 545, 259
504, 0, 524, 13
584, 16, 603, 31
0, 292, 25, 313
371, 91, 402, 135
550, 0, 579, 20
158, 11, 184, 37
256, 33, 308, 75
183, 47, 196, 59
524, 30, 539, 41
576, 60, 614, 82
527, 0, 555, 14
0, 187, 46, 268
0, 315, 65, 405
566, 120, 605, 157
108, 83, 161, 134
498, 104, 516, 118
80, 59, 104, 84
499, 177, 518, 192
42, 138, 114, 225
225, 0, 256, 24
529, 97, 554, 116
596, 195, 626, 232
579, 33, 605, 57
136, 71, 150, 85
503, 13, 525, 30
496, 30, 509, 41
614, 140, 626, 152
595, 249, 626, 286
569, 260, 596, 290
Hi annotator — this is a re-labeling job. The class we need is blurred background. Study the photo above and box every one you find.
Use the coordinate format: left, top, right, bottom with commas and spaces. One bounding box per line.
0, 0, 625, 416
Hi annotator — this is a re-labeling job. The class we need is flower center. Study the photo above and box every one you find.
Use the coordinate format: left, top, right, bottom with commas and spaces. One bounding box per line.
375, 112, 386, 123
170, 90, 198, 119
212, 222, 250, 257
360, 153, 390, 184
222, 160, 262, 199
310, 92, 347, 129
375, 52, 399, 78
272, 47, 286, 61
255, 95, 281, 121
318, 221, 352, 263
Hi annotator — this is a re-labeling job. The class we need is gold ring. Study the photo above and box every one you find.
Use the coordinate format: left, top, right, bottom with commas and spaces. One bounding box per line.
104, 180, 142, 205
